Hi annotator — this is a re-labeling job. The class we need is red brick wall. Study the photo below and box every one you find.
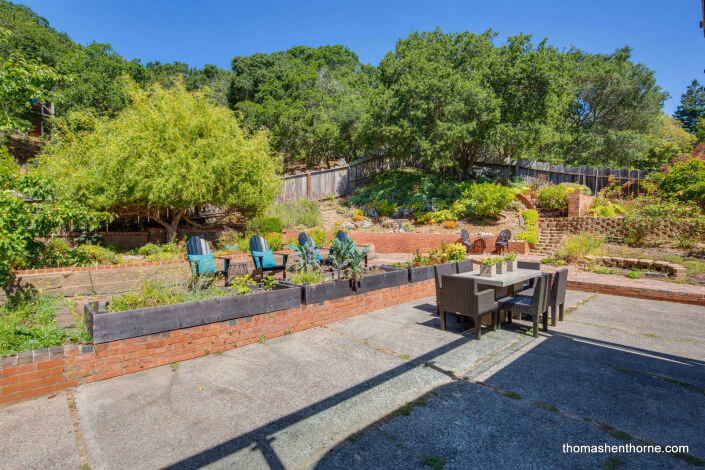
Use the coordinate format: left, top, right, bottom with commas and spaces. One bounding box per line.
0, 279, 435, 406
567, 193, 594, 217
282, 231, 529, 255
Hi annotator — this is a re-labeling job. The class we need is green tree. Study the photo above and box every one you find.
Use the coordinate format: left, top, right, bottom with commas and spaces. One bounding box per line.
41, 81, 281, 241
57, 43, 147, 116
0, 147, 105, 285
560, 47, 666, 166
369, 29, 501, 177
230, 45, 373, 166
0, 27, 59, 131
0, 0, 76, 67
674, 79, 705, 133
638, 114, 697, 170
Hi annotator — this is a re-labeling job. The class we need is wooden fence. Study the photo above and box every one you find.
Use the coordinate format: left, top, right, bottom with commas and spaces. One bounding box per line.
277, 154, 412, 202
473, 159, 650, 195
277, 155, 651, 201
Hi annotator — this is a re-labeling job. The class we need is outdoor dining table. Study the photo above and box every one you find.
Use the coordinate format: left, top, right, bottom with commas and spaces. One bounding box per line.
448, 268, 543, 297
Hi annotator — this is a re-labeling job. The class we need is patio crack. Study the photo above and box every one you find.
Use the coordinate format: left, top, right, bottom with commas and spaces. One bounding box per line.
66, 389, 91, 470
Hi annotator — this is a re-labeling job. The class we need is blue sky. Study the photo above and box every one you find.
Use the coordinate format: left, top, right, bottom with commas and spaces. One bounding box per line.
16, 0, 705, 114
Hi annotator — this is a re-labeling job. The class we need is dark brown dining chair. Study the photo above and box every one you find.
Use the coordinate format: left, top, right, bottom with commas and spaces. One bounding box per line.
514, 260, 541, 293
439, 275, 499, 339
517, 268, 568, 326
434, 263, 457, 315
456, 259, 475, 273
499, 274, 550, 337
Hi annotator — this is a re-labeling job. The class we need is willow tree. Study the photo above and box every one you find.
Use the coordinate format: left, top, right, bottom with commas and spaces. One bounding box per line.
41, 80, 281, 241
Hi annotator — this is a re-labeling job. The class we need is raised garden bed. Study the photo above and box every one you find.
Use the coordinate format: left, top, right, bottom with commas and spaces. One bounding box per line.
281, 268, 408, 304
381, 262, 460, 283
84, 284, 301, 343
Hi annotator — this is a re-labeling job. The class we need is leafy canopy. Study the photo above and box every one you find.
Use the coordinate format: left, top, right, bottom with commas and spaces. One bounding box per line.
0, 147, 106, 285
40, 81, 281, 240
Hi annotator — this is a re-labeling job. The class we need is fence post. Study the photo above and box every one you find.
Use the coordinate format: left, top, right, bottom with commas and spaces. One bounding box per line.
306, 172, 311, 199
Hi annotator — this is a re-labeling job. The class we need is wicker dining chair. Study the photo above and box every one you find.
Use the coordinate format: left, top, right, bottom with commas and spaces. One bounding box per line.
439, 275, 498, 339
517, 268, 568, 326
434, 263, 457, 315
499, 274, 550, 337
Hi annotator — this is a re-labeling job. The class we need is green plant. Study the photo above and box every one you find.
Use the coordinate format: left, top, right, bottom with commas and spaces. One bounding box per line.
626, 270, 642, 279
261, 275, 278, 291
555, 233, 604, 263
290, 269, 324, 285
503, 252, 517, 261
522, 209, 539, 225
401, 222, 414, 232
77, 244, 123, 265
245, 217, 283, 235
371, 199, 398, 217
591, 265, 617, 274
170, 362, 179, 371
285, 242, 322, 273
536, 184, 579, 214
443, 243, 467, 262
344, 246, 370, 283
258, 334, 266, 344
305, 227, 327, 247
264, 232, 283, 251
328, 238, 353, 279
422, 456, 446, 469
541, 256, 554, 264
515, 230, 539, 246
0, 292, 89, 356
458, 183, 514, 219
481, 255, 503, 266
135, 243, 182, 256
265, 199, 321, 228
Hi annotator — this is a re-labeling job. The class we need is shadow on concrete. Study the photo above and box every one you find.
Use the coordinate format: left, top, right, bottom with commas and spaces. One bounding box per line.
164, 316, 705, 469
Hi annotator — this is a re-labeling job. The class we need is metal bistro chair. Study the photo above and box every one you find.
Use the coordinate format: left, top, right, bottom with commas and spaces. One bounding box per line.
460, 229, 475, 254
499, 274, 550, 337
434, 263, 457, 315
495, 229, 511, 255
440, 275, 499, 340
249, 235, 288, 280
298, 232, 330, 265
186, 236, 230, 280
517, 268, 568, 326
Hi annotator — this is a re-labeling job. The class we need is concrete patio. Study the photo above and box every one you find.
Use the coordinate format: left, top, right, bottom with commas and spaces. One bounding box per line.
1, 291, 703, 469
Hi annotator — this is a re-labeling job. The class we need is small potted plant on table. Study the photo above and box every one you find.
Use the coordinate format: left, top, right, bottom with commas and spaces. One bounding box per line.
504, 252, 517, 272
479, 256, 502, 277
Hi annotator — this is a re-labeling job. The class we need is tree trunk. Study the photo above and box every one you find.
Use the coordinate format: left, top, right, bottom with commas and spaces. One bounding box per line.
155, 209, 185, 243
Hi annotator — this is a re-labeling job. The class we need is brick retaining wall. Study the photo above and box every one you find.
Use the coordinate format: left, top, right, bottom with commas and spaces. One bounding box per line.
0, 279, 436, 406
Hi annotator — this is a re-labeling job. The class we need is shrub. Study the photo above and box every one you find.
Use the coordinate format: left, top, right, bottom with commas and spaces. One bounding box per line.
589, 201, 625, 217
144, 251, 183, 262
623, 198, 705, 248
306, 227, 327, 247
415, 212, 435, 224
536, 184, 579, 214
443, 221, 457, 230
264, 232, 283, 251
372, 200, 398, 217
245, 217, 283, 234
659, 156, 705, 205
516, 209, 539, 247
555, 233, 604, 263
515, 230, 538, 246
266, 199, 321, 228
0, 293, 89, 356
626, 271, 642, 279
77, 244, 123, 265
443, 243, 467, 262
460, 183, 514, 219
33, 238, 88, 268
290, 269, 324, 285
136, 243, 182, 256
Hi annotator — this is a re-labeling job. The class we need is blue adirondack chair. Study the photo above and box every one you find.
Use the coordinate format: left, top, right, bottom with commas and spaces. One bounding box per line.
297, 232, 330, 265
249, 235, 288, 279
186, 236, 230, 278
334, 231, 368, 266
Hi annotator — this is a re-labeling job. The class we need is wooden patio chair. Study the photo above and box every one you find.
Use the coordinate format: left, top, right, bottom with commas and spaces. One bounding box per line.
249, 235, 288, 280
186, 236, 230, 280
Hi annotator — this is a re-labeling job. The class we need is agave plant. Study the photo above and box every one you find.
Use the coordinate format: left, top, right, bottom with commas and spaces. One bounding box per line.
285, 242, 322, 273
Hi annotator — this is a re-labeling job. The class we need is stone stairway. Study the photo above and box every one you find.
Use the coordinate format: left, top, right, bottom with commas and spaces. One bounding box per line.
531, 221, 568, 256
